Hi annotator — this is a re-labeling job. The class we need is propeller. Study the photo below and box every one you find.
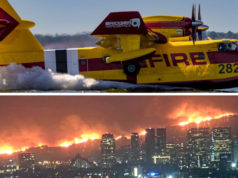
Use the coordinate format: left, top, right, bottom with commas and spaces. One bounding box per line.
191, 4, 209, 45
198, 4, 202, 41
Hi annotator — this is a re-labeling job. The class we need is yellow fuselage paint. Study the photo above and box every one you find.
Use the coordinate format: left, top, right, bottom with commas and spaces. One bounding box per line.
2, 31, 237, 85
76, 40, 238, 84
143, 15, 187, 38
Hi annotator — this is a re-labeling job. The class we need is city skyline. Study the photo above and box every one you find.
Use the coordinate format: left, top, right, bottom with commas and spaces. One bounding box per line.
0, 96, 238, 155
8, 0, 238, 34
0, 125, 237, 177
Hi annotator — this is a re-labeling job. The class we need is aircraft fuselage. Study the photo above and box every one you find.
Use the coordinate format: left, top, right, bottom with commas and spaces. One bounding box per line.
42, 39, 238, 89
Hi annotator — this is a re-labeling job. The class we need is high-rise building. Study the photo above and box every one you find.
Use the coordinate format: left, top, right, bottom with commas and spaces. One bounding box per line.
131, 133, 140, 163
233, 138, 238, 163
166, 143, 187, 168
156, 128, 166, 155
212, 127, 232, 170
101, 134, 116, 168
145, 128, 155, 163
18, 153, 35, 170
187, 128, 211, 168
71, 154, 93, 169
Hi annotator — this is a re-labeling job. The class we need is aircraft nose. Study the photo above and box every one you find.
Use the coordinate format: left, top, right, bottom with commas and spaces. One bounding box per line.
192, 20, 203, 27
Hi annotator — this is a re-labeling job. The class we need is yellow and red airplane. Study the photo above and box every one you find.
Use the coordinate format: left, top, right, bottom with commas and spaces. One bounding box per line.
1, 0, 238, 89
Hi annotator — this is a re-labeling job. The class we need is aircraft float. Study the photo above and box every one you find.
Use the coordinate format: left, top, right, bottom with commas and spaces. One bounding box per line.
1, 0, 238, 89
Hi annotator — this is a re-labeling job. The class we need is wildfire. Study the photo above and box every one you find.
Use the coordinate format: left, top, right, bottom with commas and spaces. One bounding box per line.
178, 113, 235, 126
38, 143, 43, 147
59, 133, 101, 148
115, 135, 131, 140
168, 102, 237, 127
0, 146, 14, 155
0, 133, 102, 155
115, 136, 122, 140
1, 106, 235, 155
0, 145, 30, 155
139, 130, 147, 136
114, 130, 147, 141
60, 141, 73, 148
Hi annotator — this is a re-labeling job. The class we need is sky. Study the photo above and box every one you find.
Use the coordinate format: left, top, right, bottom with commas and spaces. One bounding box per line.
7, 0, 238, 34
0, 96, 238, 151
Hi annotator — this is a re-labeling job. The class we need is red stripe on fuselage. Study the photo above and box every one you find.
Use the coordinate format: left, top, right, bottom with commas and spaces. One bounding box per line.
145, 18, 191, 29
79, 58, 148, 72
88, 58, 123, 71
146, 22, 185, 29
207, 51, 238, 64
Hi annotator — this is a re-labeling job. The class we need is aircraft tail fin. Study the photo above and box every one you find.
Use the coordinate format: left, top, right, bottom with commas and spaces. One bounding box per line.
0, 0, 44, 65
91, 11, 148, 36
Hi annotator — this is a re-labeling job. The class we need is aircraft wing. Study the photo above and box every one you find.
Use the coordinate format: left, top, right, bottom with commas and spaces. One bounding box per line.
91, 11, 166, 63
105, 48, 156, 63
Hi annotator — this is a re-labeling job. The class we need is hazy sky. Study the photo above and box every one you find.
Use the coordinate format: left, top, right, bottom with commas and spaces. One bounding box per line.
0, 96, 238, 150
8, 0, 238, 34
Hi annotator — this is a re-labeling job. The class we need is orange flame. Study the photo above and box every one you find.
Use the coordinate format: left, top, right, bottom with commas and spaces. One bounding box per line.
0, 133, 102, 154
168, 103, 236, 127
0, 145, 31, 155
0, 109, 235, 155
0, 146, 14, 155
178, 113, 235, 126
59, 133, 101, 148
139, 130, 146, 136
115, 136, 122, 140
38, 143, 44, 147
59, 141, 73, 148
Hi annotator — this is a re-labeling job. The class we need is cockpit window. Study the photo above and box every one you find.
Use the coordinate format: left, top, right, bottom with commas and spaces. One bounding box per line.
218, 43, 228, 51
218, 42, 238, 52
228, 42, 238, 51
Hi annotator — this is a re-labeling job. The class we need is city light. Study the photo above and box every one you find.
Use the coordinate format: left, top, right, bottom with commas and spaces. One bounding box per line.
0, 126, 237, 177
148, 171, 159, 177
231, 162, 237, 168
134, 167, 138, 177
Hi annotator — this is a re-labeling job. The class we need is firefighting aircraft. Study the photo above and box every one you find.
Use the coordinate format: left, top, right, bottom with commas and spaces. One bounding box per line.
1, 0, 238, 89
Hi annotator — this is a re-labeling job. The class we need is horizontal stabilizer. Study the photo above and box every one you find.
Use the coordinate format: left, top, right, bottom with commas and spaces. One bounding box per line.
105, 48, 155, 63
0, 0, 44, 65
0, 7, 19, 41
92, 11, 148, 36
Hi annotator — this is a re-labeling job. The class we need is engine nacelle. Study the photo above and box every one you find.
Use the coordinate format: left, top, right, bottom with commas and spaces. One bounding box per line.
143, 15, 192, 39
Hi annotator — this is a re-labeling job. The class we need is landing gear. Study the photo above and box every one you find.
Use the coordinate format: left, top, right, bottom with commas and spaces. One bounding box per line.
123, 63, 140, 76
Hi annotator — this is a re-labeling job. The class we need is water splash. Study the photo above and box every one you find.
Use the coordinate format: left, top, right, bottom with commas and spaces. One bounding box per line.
0, 63, 190, 91
0, 63, 99, 90
0, 64, 138, 91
